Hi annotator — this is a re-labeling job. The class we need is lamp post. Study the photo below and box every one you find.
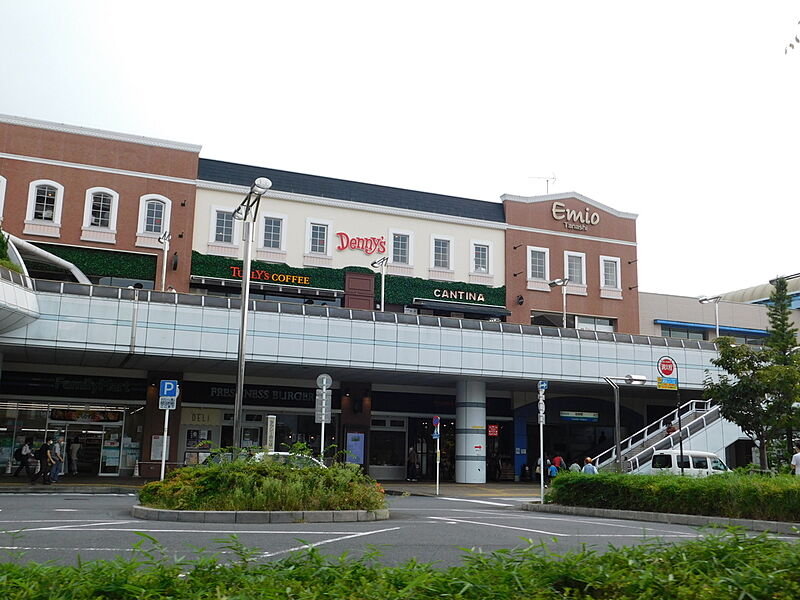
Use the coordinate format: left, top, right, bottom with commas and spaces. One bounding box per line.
370, 256, 388, 311
231, 177, 272, 447
698, 295, 721, 339
157, 231, 172, 292
602, 374, 647, 472
548, 277, 569, 328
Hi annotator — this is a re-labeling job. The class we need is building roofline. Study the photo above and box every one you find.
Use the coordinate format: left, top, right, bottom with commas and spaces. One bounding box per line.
501, 191, 638, 220
0, 114, 202, 153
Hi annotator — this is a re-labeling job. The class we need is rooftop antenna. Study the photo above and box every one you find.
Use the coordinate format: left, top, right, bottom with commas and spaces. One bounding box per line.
528, 173, 557, 194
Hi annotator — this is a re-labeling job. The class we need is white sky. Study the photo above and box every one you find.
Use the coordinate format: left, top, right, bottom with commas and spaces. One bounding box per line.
1, 1, 798, 297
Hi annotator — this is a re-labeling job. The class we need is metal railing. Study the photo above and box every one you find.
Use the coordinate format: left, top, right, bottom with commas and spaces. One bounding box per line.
594, 399, 714, 469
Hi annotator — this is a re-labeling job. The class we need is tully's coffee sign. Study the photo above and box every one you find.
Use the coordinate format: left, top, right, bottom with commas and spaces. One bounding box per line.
229, 266, 312, 286
335, 232, 386, 255
551, 201, 600, 232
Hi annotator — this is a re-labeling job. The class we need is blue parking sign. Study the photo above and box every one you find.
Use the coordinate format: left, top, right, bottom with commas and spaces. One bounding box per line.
159, 380, 179, 397
538, 380, 548, 392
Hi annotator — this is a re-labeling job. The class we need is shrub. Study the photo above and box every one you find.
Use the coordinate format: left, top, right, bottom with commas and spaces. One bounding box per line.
139, 459, 386, 511
548, 471, 800, 521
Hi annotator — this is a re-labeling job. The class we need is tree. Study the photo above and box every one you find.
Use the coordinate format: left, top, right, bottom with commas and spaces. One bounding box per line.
703, 277, 800, 469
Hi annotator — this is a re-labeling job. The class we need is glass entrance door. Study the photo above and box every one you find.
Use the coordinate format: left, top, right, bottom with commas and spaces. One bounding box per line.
99, 425, 123, 475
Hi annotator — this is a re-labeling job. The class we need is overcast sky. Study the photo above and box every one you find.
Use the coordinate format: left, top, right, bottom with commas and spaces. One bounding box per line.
1, 2, 798, 297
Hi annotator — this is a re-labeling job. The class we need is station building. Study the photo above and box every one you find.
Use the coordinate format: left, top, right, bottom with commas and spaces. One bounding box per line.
0, 114, 788, 480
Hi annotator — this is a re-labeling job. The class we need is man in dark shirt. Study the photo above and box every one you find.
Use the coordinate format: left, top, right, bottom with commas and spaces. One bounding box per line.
30, 439, 53, 485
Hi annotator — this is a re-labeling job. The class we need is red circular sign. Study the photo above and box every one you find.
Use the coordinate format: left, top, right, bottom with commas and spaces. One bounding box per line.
658, 356, 676, 377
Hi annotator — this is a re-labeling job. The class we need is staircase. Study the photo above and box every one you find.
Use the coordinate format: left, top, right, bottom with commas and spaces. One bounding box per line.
593, 400, 745, 473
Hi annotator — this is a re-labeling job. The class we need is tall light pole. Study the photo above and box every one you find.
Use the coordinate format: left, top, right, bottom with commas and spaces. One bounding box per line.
698, 295, 721, 339
548, 277, 569, 328
231, 177, 272, 447
157, 231, 172, 291
602, 374, 647, 472
370, 256, 388, 311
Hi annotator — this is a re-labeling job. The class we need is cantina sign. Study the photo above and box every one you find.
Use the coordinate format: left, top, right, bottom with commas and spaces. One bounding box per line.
551, 201, 600, 231
433, 288, 486, 302
335, 232, 386, 255
229, 266, 311, 286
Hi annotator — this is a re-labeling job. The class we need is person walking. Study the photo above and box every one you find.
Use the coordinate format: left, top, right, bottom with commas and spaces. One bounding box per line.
406, 446, 418, 481
50, 436, 64, 483
569, 460, 581, 472
69, 436, 81, 476
13, 437, 34, 477
552, 453, 564, 470
791, 444, 800, 475
582, 456, 598, 474
31, 438, 53, 485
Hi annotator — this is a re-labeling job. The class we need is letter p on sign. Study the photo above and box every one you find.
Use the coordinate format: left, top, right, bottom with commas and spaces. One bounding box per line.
159, 380, 179, 397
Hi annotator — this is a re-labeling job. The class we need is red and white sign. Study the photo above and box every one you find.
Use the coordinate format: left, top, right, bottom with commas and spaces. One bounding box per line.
657, 356, 676, 378
487, 424, 499, 437
335, 232, 386, 255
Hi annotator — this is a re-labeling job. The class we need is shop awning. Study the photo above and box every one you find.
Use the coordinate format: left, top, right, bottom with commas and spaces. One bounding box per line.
412, 298, 511, 316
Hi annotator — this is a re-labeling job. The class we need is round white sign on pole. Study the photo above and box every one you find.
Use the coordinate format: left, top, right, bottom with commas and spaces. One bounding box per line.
316, 373, 333, 388
657, 356, 677, 378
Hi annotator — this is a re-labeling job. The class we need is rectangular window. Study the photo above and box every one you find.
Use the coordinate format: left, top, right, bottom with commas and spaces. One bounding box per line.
529, 249, 547, 280
215, 211, 234, 243
310, 223, 327, 254
263, 217, 282, 249
433, 238, 450, 269
576, 316, 615, 332
392, 233, 409, 264
145, 201, 164, 233
34, 185, 57, 221
566, 253, 584, 285
473, 244, 489, 273
601, 256, 620, 289
91, 193, 112, 228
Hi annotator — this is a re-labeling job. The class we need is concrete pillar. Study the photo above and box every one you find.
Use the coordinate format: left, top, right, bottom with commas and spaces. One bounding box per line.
455, 380, 486, 483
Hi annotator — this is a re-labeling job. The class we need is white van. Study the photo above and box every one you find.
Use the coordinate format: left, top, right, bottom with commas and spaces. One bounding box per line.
648, 450, 729, 477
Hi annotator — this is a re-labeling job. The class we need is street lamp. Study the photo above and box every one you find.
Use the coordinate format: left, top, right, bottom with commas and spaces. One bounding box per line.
698, 295, 721, 340
548, 277, 569, 328
370, 256, 388, 312
602, 374, 647, 472
157, 231, 172, 292
231, 177, 272, 447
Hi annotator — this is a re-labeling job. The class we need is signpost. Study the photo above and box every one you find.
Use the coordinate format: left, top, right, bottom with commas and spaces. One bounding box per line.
657, 356, 684, 474
265, 415, 276, 452
315, 374, 332, 461
432, 415, 440, 496
158, 380, 179, 480
537, 381, 547, 503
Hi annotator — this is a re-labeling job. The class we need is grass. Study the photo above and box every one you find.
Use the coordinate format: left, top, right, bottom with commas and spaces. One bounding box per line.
548, 471, 800, 521
2, 529, 800, 599
138, 459, 387, 511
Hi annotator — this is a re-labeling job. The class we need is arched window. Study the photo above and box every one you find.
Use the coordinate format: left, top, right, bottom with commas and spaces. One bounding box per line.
81, 187, 119, 243
24, 179, 64, 237
136, 194, 172, 249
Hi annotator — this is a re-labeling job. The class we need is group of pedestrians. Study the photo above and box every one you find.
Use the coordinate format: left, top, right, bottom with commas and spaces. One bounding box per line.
12, 436, 73, 484
534, 453, 599, 484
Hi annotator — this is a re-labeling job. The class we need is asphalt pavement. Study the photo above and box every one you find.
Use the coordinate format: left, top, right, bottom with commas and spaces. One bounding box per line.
1, 489, 784, 568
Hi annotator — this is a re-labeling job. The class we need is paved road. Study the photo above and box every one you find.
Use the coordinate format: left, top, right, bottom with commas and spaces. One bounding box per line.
0, 492, 791, 568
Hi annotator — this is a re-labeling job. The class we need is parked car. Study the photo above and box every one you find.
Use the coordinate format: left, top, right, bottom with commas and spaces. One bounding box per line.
201, 450, 326, 469
648, 450, 729, 477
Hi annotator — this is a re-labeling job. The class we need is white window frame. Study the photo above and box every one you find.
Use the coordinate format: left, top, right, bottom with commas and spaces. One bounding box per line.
82, 187, 119, 231
0, 175, 6, 224
259, 212, 288, 252
206, 205, 240, 246
470, 239, 492, 275
137, 194, 172, 237
564, 251, 586, 286
527, 245, 550, 281
389, 229, 414, 266
599, 255, 621, 290
26, 179, 65, 225
430, 235, 454, 271
305, 217, 332, 256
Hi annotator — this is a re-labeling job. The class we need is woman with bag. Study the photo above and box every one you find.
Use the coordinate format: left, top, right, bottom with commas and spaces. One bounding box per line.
13, 437, 34, 477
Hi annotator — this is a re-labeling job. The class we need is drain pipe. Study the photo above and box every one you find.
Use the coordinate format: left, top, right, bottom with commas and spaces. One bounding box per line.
6, 233, 91, 284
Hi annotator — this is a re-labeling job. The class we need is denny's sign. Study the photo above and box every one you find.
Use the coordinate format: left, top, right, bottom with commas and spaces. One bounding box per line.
229, 265, 311, 286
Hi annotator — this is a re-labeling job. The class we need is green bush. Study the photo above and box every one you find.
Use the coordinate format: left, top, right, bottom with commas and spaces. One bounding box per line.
0, 258, 21, 274
548, 471, 800, 521
138, 459, 386, 511
2, 530, 800, 599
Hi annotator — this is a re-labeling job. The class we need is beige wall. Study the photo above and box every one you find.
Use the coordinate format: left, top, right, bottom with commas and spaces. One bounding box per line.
639, 291, 800, 337
194, 187, 506, 287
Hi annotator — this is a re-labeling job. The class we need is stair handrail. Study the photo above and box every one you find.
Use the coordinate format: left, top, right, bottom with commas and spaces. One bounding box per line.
625, 404, 722, 472
594, 398, 713, 468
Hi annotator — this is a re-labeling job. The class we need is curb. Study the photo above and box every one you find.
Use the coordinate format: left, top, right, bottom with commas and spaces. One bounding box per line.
522, 503, 800, 535
0, 485, 139, 494
131, 505, 390, 523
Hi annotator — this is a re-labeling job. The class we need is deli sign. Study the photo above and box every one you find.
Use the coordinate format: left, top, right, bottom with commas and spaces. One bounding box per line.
335, 232, 386, 255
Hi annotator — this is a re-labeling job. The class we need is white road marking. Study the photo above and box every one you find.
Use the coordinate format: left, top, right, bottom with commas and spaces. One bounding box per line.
11, 521, 135, 533
258, 526, 403, 559
53, 508, 79, 512
437, 497, 512, 507
18, 527, 371, 535
520, 514, 706, 535
491, 497, 539, 502
429, 515, 565, 536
